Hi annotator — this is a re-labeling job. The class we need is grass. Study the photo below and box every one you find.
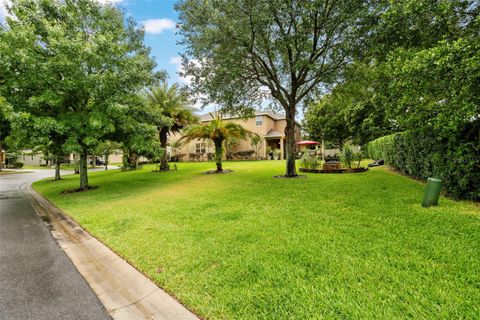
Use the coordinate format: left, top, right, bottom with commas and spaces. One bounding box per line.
19, 165, 53, 170
0, 169, 33, 175
33, 161, 480, 319
22, 163, 119, 170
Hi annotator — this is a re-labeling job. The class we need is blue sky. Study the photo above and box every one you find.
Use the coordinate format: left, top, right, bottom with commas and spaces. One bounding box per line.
119, 0, 185, 84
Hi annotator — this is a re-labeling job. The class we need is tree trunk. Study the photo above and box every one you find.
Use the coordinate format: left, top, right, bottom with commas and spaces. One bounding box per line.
79, 149, 89, 189
0, 142, 3, 172
284, 108, 298, 177
214, 139, 223, 172
73, 153, 80, 174
159, 127, 169, 171
104, 152, 109, 171
54, 157, 61, 180
130, 153, 138, 170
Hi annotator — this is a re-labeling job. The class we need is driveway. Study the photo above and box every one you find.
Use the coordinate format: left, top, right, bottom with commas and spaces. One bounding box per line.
0, 169, 112, 320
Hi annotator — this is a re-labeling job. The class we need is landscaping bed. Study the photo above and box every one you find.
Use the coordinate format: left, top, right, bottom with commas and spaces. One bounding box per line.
299, 167, 368, 173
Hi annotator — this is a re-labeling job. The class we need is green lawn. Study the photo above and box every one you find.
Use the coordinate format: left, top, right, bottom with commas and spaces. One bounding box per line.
33, 161, 480, 319
0, 170, 33, 175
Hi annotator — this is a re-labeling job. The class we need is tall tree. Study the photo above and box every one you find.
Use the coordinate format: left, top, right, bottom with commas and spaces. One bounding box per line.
304, 62, 395, 146
303, 96, 352, 149
176, 0, 368, 177
0, 0, 161, 189
180, 113, 252, 172
145, 82, 197, 171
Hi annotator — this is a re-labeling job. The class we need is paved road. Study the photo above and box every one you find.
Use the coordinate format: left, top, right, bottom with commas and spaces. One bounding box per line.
0, 169, 112, 320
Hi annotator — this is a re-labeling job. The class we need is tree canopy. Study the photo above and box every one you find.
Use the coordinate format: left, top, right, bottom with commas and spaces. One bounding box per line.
0, 0, 162, 188
304, 0, 479, 149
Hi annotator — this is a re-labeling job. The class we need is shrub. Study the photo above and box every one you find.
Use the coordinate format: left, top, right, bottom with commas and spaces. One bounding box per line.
354, 151, 363, 168
13, 162, 23, 168
300, 152, 321, 169
6, 161, 24, 169
367, 131, 480, 201
340, 143, 355, 168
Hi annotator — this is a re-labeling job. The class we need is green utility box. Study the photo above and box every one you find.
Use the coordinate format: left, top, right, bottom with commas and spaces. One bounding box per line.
422, 177, 442, 207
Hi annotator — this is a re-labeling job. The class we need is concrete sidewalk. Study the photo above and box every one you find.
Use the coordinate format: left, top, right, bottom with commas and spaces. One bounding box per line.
21, 178, 200, 320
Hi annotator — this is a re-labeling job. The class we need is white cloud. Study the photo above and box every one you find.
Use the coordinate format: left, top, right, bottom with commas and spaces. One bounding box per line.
142, 18, 175, 34
170, 55, 194, 84
169, 56, 182, 65
0, 0, 11, 22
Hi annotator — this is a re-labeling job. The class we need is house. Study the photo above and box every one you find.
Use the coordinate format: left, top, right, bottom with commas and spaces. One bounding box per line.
172, 111, 302, 161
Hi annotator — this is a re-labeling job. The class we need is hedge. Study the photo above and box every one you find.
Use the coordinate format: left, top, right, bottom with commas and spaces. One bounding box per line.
367, 131, 480, 201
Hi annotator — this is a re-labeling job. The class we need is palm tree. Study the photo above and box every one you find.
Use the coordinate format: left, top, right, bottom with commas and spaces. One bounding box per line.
146, 82, 197, 171
181, 112, 253, 172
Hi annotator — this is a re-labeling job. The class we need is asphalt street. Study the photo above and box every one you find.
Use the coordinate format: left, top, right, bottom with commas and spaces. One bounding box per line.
0, 169, 111, 320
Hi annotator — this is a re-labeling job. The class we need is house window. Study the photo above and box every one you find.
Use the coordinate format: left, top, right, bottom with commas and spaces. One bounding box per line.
255, 116, 263, 126
195, 143, 206, 154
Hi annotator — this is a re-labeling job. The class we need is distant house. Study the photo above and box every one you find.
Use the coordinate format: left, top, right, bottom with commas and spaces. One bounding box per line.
19, 150, 49, 166
172, 111, 302, 161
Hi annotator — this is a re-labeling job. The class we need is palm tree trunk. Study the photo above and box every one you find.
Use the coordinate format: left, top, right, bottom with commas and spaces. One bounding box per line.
214, 139, 223, 172
159, 127, 169, 171
104, 152, 109, 171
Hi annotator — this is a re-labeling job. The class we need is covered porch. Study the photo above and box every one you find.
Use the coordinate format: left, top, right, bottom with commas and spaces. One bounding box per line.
264, 129, 285, 160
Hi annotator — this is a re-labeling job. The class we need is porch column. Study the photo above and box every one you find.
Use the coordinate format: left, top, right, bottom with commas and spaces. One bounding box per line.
262, 139, 267, 159
280, 137, 285, 160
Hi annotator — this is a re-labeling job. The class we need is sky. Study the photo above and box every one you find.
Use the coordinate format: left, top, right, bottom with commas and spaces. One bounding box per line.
120, 0, 186, 84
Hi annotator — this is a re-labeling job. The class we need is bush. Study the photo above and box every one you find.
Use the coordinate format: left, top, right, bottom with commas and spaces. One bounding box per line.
6, 161, 24, 169
367, 131, 480, 201
300, 152, 321, 169
340, 143, 355, 168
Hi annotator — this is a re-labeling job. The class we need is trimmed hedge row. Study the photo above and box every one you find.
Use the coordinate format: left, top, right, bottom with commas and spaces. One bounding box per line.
366, 131, 480, 201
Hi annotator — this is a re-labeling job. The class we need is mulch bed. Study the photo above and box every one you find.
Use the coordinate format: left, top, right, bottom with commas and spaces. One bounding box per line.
203, 169, 233, 174
60, 186, 99, 195
299, 167, 368, 174
273, 175, 307, 179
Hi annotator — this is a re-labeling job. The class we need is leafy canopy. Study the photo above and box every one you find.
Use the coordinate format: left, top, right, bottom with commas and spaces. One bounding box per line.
0, 0, 162, 187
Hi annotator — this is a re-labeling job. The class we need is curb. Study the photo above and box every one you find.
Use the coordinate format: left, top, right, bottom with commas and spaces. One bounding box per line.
21, 184, 200, 320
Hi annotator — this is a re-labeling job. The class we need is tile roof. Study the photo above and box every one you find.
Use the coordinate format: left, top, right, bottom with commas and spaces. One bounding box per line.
264, 129, 284, 138
199, 111, 287, 122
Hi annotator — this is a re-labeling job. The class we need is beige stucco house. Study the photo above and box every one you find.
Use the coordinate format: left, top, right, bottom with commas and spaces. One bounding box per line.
172, 111, 302, 161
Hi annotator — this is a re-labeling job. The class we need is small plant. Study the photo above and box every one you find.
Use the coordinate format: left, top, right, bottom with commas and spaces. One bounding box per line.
300, 151, 321, 169
310, 156, 321, 169
266, 146, 273, 159
250, 134, 262, 159
300, 151, 309, 168
340, 143, 354, 168
355, 151, 363, 168
272, 148, 281, 160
